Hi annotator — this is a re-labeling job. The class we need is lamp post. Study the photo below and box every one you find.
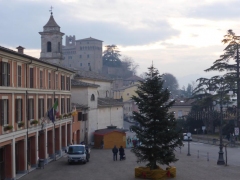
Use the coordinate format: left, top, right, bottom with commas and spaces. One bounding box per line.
187, 132, 191, 156
217, 77, 225, 165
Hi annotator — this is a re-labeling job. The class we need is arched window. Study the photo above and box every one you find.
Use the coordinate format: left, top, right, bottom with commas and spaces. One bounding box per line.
91, 94, 95, 101
47, 42, 52, 52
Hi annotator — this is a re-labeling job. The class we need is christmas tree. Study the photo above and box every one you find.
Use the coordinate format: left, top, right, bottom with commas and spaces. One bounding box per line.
131, 65, 183, 170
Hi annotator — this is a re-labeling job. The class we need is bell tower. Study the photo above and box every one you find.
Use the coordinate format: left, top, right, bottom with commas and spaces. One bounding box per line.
39, 11, 64, 64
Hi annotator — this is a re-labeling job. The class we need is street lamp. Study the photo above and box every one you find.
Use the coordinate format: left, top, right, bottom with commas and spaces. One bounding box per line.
217, 77, 225, 165
187, 132, 191, 156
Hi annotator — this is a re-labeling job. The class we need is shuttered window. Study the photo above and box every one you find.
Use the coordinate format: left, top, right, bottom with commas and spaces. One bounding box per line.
61, 75, 65, 90
55, 74, 58, 89
61, 98, 65, 114
78, 112, 82, 121
15, 99, 23, 122
0, 99, 9, 125
38, 99, 44, 119
29, 68, 33, 88
67, 98, 70, 113
66, 77, 70, 90
48, 72, 51, 89
28, 99, 34, 120
40, 71, 43, 88
17, 65, 21, 87
47, 98, 52, 110
0, 62, 10, 86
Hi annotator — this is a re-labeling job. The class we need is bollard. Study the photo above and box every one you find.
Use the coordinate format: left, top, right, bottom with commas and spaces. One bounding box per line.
207, 152, 209, 161
197, 150, 199, 158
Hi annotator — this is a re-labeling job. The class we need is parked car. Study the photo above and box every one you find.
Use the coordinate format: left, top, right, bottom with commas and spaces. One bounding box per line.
65, 144, 90, 164
183, 133, 192, 141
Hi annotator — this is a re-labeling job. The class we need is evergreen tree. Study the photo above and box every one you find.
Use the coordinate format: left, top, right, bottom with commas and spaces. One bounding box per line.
130, 65, 183, 170
102, 44, 122, 67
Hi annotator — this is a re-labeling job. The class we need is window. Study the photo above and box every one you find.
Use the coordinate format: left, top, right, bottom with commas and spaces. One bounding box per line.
67, 98, 70, 113
28, 99, 34, 120
87, 54, 89, 58
17, 65, 21, 87
48, 72, 51, 89
78, 112, 82, 121
88, 63, 90, 66
38, 99, 44, 118
47, 41, 51, 52
0, 62, 10, 86
15, 99, 22, 122
47, 98, 52, 110
91, 94, 95, 101
55, 74, 58, 89
40, 71, 43, 88
80, 55, 82, 58
61, 75, 65, 90
0, 99, 9, 125
80, 63, 82, 66
29, 68, 33, 88
66, 77, 70, 91
58, 42, 60, 52
61, 98, 65, 114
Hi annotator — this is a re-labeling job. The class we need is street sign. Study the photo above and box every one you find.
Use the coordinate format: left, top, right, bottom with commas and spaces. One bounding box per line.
235, 127, 239, 136
202, 126, 206, 131
187, 132, 191, 137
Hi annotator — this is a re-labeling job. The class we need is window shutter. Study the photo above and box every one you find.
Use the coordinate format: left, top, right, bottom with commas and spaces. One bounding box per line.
7, 100, 9, 124
30, 68, 33, 88
0, 99, 3, 125
78, 112, 82, 121
38, 99, 41, 119
32, 99, 34, 119
7, 63, 10, 86
15, 99, 18, 122
0, 61, 2, 86
21, 99, 23, 121
43, 99, 45, 117
28, 99, 30, 120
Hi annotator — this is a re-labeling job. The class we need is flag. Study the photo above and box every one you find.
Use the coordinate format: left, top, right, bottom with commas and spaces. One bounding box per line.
47, 108, 55, 123
53, 100, 59, 117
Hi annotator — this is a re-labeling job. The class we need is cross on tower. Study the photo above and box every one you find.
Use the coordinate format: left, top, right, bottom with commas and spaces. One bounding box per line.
49, 6, 53, 15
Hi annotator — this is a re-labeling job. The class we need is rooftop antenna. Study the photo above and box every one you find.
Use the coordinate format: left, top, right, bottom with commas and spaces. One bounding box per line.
49, 6, 53, 15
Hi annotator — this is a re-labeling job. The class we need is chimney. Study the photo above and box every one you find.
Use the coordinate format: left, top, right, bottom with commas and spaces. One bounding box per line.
16, 46, 25, 54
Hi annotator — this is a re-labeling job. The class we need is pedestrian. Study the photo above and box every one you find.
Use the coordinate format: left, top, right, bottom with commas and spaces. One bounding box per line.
101, 139, 104, 149
119, 146, 125, 161
112, 145, 118, 161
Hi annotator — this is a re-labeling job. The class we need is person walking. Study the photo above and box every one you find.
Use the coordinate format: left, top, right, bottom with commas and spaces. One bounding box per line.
119, 146, 125, 161
112, 145, 118, 161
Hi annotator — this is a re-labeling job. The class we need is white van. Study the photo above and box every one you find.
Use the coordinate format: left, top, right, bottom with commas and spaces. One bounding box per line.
66, 145, 89, 164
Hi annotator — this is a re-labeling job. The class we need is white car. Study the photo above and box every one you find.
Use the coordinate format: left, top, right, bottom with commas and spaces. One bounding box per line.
183, 133, 192, 141
66, 145, 90, 164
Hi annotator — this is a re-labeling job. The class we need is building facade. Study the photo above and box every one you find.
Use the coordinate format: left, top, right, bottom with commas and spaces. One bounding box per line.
62, 36, 103, 73
0, 46, 75, 180
71, 72, 124, 144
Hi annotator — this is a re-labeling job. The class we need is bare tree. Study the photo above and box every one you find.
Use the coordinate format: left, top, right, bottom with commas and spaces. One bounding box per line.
121, 56, 139, 75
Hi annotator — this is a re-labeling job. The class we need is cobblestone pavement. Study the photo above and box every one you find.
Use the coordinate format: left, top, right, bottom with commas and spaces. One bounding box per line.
20, 147, 240, 180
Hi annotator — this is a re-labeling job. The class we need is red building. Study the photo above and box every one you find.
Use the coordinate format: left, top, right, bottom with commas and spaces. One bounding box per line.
0, 46, 77, 179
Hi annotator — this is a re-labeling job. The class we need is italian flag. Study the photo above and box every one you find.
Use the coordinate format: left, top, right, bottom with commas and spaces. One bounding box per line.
53, 100, 59, 117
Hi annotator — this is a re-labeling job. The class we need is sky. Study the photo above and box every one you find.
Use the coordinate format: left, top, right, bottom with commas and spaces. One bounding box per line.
1, 0, 240, 88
